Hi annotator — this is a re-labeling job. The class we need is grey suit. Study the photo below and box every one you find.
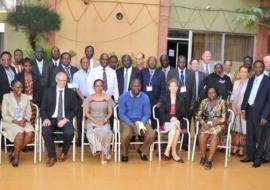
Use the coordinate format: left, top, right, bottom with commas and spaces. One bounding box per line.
32, 59, 54, 91
167, 68, 195, 112
199, 62, 215, 75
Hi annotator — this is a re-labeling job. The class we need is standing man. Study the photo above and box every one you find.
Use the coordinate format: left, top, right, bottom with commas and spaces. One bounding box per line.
223, 60, 234, 81
32, 46, 54, 93
12, 49, 24, 74
85, 45, 100, 72
50, 46, 61, 67
241, 60, 270, 168
88, 53, 119, 101
73, 57, 91, 145
116, 54, 141, 95
135, 52, 145, 71
41, 72, 78, 167
50, 52, 78, 88
109, 55, 119, 70
189, 58, 207, 111
160, 54, 171, 81
199, 50, 214, 74
118, 78, 156, 162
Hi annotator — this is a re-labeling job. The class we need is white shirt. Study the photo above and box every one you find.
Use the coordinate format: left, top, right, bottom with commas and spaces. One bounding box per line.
52, 87, 65, 118
52, 59, 60, 67
162, 66, 170, 80
248, 74, 264, 106
5, 67, 15, 87
36, 59, 44, 74
203, 63, 211, 74
73, 69, 91, 97
88, 65, 119, 101
123, 67, 132, 92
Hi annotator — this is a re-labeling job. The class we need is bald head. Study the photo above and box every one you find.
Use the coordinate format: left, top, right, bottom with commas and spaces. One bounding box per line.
202, 50, 212, 64
56, 72, 68, 89
263, 55, 270, 72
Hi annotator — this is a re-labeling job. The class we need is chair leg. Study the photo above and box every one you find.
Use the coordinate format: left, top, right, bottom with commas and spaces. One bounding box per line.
34, 133, 37, 164
187, 132, 191, 161
4, 137, 7, 153
150, 144, 154, 161
0, 134, 2, 164
118, 134, 121, 162
81, 135, 84, 162
192, 134, 198, 161
73, 137, 76, 162
179, 133, 184, 152
158, 133, 161, 161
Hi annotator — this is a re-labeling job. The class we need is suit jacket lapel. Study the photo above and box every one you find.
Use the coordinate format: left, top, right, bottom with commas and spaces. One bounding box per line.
42, 60, 47, 75
254, 75, 266, 102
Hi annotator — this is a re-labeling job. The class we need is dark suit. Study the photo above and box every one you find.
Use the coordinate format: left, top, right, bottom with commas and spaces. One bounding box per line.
40, 87, 78, 158
0, 65, 16, 105
142, 68, 166, 107
116, 67, 141, 95
15, 71, 42, 106
49, 64, 78, 87
194, 71, 207, 111
167, 68, 195, 113
241, 75, 270, 163
32, 59, 53, 92
159, 94, 186, 126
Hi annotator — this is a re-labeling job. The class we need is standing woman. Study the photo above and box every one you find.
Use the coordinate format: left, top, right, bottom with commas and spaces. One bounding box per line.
1, 80, 34, 167
230, 66, 249, 156
159, 79, 185, 163
195, 87, 227, 170
15, 58, 42, 106
83, 79, 113, 164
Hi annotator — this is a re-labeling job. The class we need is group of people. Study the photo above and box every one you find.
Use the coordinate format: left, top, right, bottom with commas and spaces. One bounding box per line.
0, 45, 270, 170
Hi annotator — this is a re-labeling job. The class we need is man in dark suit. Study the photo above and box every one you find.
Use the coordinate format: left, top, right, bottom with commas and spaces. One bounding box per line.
160, 54, 171, 81
241, 60, 270, 168
40, 72, 78, 167
167, 55, 195, 119
0, 51, 16, 107
116, 54, 141, 95
31, 47, 53, 93
190, 58, 207, 111
142, 56, 166, 108
49, 52, 78, 88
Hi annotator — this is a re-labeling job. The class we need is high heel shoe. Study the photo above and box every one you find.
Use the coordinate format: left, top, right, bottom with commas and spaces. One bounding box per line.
199, 157, 206, 166
204, 160, 212, 170
175, 158, 184, 163
11, 158, 19, 168
162, 153, 170, 160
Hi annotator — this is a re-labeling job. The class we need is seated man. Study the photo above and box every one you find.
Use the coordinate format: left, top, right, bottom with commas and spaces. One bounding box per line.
118, 78, 156, 162
40, 72, 77, 167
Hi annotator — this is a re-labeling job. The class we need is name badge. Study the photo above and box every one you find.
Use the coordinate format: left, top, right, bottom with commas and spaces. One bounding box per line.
146, 86, 153, 92
180, 86, 187, 93
67, 83, 74, 89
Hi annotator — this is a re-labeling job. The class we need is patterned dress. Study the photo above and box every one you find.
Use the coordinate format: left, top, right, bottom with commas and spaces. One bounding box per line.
195, 99, 227, 136
83, 95, 113, 156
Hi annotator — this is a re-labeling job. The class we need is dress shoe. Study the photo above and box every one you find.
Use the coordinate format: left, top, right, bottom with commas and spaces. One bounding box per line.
252, 162, 261, 168
162, 153, 170, 161
58, 153, 67, 162
175, 158, 184, 163
204, 160, 212, 170
46, 158, 57, 167
240, 157, 253, 163
137, 149, 148, 161
199, 157, 206, 166
121, 156, 128, 162
11, 158, 19, 168
261, 158, 269, 164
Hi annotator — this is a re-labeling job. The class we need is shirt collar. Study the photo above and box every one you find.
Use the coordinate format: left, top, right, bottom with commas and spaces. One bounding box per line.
178, 68, 186, 72
129, 91, 141, 98
36, 59, 44, 64
62, 64, 71, 70
57, 86, 65, 91
255, 73, 264, 80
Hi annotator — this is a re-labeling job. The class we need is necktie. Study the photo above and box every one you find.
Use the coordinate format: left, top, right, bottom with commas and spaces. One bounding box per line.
206, 65, 210, 74
57, 90, 63, 121
195, 72, 199, 101
65, 67, 72, 82
180, 71, 184, 86
103, 67, 108, 91
123, 69, 129, 92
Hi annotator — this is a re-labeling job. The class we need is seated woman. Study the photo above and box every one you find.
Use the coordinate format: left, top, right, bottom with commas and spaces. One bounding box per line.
1, 80, 34, 167
159, 79, 185, 163
83, 79, 113, 164
195, 87, 227, 170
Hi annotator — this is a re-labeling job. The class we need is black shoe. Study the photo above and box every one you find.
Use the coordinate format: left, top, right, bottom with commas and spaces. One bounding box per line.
199, 157, 206, 166
240, 157, 253, 163
137, 149, 148, 161
204, 160, 212, 170
11, 158, 19, 168
175, 158, 184, 163
252, 162, 261, 168
121, 156, 128, 162
261, 158, 269, 164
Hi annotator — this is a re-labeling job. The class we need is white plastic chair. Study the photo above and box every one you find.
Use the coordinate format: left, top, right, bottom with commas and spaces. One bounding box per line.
114, 105, 155, 162
150, 105, 191, 161
39, 117, 77, 162
191, 109, 235, 167
80, 108, 117, 162
0, 103, 39, 164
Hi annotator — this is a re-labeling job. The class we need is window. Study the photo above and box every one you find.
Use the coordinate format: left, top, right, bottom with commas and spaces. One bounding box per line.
224, 35, 254, 62
0, 33, 3, 53
0, 0, 23, 12
192, 33, 222, 61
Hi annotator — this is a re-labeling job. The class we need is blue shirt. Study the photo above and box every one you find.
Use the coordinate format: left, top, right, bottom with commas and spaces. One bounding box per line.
119, 91, 151, 125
